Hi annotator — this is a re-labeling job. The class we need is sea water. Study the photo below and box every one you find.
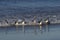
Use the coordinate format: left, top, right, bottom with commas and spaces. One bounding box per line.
0, 0, 60, 40
0, 25, 60, 40
0, 0, 60, 16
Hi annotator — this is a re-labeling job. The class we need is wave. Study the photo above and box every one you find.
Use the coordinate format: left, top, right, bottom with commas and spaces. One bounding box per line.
0, 0, 60, 16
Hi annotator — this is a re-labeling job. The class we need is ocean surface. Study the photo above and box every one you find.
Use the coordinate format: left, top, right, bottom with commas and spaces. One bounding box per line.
0, 24, 60, 40
0, 0, 60, 16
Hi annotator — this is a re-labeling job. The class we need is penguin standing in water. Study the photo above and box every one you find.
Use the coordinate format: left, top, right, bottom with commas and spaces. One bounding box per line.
5, 19, 8, 24
38, 19, 43, 26
45, 17, 50, 25
45, 19, 50, 24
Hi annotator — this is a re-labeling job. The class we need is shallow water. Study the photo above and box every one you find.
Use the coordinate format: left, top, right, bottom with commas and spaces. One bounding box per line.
0, 24, 60, 40
0, 0, 60, 40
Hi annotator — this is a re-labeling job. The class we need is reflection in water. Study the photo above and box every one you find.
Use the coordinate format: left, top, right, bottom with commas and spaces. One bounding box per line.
22, 25, 25, 34
34, 26, 37, 35
40, 26, 42, 31
16, 26, 19, 32
0, 25, 50, 35
1, 25, 60, 40
5, 27, 8, 35
39, 26, 43, 34
46, 25, 49, 32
